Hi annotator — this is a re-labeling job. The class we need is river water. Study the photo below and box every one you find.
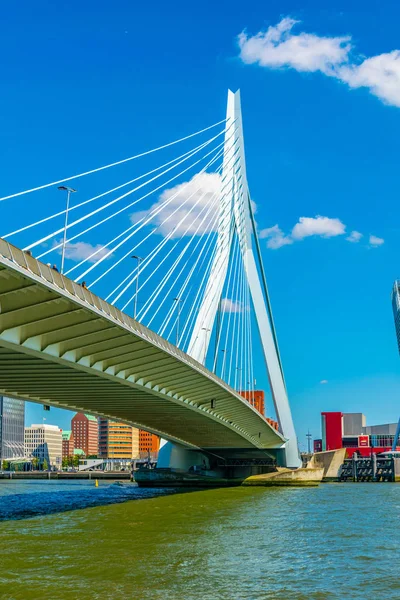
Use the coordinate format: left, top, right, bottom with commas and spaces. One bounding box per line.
0, 480, 399, 600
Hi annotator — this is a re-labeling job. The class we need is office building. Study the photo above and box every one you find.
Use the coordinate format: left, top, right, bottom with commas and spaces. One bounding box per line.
239, 390, 265, 415
25, 424, 62, 467
71, 413, 98, 456
62, 430, 74, 459
239, 390, 279, 430
316, 411, 400, 456
139, 430, 160, 459
0, 396, 25, 461
392, 280, 400, 353
98, 419, 139, 459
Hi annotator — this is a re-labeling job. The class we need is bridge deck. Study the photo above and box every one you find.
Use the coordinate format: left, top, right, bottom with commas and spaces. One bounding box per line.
0, 238, 284, 450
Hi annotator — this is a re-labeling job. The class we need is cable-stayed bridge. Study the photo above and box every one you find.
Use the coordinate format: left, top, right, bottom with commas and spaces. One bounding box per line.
0, 90, 300, 469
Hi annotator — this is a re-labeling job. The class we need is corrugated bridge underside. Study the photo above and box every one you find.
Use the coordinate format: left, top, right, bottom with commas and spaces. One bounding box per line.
0, 238, 285, 451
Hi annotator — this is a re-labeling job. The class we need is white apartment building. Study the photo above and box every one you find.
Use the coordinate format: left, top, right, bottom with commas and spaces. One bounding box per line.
24, 424, 62, 468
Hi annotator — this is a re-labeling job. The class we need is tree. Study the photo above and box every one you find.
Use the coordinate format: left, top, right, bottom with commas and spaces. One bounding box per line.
43, 458, 49, 471
72, 455, 80, 468
32, 457, 39, 471
62, 457, 69, 469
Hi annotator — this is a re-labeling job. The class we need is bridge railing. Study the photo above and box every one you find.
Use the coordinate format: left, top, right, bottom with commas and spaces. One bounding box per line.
0, 236, 230, 385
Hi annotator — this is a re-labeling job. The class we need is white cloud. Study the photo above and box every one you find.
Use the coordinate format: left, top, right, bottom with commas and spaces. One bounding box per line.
346, 230, 363, 243
320, 380, 328, 384
291, 216, 345, 240
238, 17, 351, 75
259, 224, 293, 249
261, 216, 345, 249
54, 240, 110, 263
369, 234, 384, 247
238, 18, 400, 107
220, 298, 244, 313
340, 52, 400, 108
130, 172, 221, 238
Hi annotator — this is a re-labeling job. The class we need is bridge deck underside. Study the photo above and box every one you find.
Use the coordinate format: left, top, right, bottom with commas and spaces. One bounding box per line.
0, 240, 284, 451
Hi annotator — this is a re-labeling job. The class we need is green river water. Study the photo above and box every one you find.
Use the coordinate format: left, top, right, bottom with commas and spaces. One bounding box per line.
0, 480, 399, 600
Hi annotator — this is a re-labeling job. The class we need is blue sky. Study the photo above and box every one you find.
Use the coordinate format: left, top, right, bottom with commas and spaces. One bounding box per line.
1, 1, 400, 450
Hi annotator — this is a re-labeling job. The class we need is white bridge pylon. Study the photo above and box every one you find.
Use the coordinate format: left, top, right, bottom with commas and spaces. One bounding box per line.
187, 90, 300, 468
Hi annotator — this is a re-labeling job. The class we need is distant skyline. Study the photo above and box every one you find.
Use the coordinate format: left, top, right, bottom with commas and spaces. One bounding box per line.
1, 1, 400, 449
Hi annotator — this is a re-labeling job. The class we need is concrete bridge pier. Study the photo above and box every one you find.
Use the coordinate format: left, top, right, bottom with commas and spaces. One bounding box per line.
156, 440, 210, 471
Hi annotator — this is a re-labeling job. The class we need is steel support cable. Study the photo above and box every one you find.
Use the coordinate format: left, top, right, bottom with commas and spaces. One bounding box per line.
149, 210, 220, 338
32, 129, 229, 256
162, 188, 234, 345
220, 232, 241, 383
0, 118, 229, 202
134, 188, 222, 318
194, 182, 245, 353
122, 186, 221, 318
68, 157, 218, 282
212, 221, 240, 373
178, 237, 220, 351
3, 136, 219, 240
233, 246, 246, 390
240, 250, 248, 392
227, 208, 246, 386
246, 271, 255, 400
185, 202, 239, 366
84, 143, 229, 290
61, 127, 238, 278
157, 202, 223, 337
248, 192, 287, 391
132, 155, 240, 318
105, 145, 239, 305
138, 192, 226, 326
244, 275, 251, 393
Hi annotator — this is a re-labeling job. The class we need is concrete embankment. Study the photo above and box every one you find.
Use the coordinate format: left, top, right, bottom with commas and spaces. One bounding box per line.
0, 471, 131, 480
309, 449, 347, 482
242, 467, 324, 487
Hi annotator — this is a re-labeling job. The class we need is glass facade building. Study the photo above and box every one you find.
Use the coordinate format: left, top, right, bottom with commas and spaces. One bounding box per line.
392, 281, 400, 354
0, 396, 25, 460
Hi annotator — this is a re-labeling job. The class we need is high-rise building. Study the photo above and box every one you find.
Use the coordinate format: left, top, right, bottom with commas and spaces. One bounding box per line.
25, 424, 62, 467
71, 413, 98, 456
98, 419, 139, 459
239, 390, 265, 415
392, 280, 400, 353
0, 396, 25, 461
62, 430, 74, 459
139, 430, 160, 459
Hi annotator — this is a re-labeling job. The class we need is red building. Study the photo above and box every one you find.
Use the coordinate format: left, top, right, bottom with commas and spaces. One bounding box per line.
71, 413, 98, 457
239, 390, 265, 415
62, 430, 74, 459
139, 430, 160, 458
320, 411, 400, 457
321, 412, 343, 451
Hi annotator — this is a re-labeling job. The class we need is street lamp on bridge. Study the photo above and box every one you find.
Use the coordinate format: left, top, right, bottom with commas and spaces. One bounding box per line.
58, 186, 77, 274
174, 297, 182, 347
131, 255, 143, 320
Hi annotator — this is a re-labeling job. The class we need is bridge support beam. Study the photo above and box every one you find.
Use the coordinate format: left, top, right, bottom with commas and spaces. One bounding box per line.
156, 440, 210, 471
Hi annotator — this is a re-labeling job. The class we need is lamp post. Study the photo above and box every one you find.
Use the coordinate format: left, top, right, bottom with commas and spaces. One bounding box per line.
131, 255, 142, 320
58, 186, 77, 274
221, 349, 228, 380
174, 297, 182, 347
202, 327, 211, 365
